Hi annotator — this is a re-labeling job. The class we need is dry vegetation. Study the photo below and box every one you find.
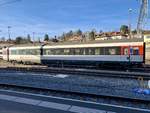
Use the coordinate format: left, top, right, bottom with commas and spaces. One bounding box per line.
0, 59, 47, 68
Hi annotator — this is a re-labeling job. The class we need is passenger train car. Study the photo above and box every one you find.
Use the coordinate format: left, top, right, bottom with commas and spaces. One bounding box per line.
2, 45, 42, 64
42, 41, 145, 66
1, 39, 146, 67
144, 35, 150, 64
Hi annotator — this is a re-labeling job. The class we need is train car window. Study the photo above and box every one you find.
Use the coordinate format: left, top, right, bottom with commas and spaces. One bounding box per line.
74, 49, 81, 55
105, 47, 113, 55
23, 50, 27, 55
105, 48, 110, 55
49, 49, 52, 55
109, 48, 116, 55
100, 48, 105, 55
85, 48, 89, 55
23, 49, 40, 55
64, 49, 70, 55
31, 49, 36, 55
11, 50, 17, 55
44, 49, 50, 55
74, 48, 89, 55
124, 48, 128, 55
37, 49, 40, 55
44, 49, 64, 55
69, 48, 75, 55
27, 50, 32, 55
80, 48, 84, 55
130, 47, 133, 55
89, 48, 95, 55
105, 47, 120, 55
18, 50, 23, 55
51, 49, 56, 55
55, 49, 63, 55
95, 48, 100, 55
44, 49, 53, 55
34, 50, 38, 55
18, 50, 21, 54
82, 48, 86, 55
54, 49, 60, 55
47, 50, 51, 55
33, 49, 38, 55
51, 49, 55, 55
29, 50, 32, 55
43, 49, 47, 55
116, 47, 121, 55
25, 50, 29, 55
10, 50, 12, 55
133, 47, 139, 55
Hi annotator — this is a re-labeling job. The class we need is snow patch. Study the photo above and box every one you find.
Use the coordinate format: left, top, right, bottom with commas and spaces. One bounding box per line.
55, 74, 69, 78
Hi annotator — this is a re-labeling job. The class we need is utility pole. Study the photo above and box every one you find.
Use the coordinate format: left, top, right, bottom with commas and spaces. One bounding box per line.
33, 32, 35, 43
129, 8, 132, 39
7, 26, 11, 41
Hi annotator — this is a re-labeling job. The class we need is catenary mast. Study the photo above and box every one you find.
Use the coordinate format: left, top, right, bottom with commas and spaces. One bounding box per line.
137, 0, 148, 38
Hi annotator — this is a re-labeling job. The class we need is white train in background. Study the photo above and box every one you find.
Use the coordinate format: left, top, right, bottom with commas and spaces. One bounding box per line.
0, 38, 148, 67
0, 49, 2, 59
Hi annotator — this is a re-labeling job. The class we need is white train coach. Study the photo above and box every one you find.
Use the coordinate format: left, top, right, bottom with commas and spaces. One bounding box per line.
1, 39, 146, 67
41, 41, 145, 66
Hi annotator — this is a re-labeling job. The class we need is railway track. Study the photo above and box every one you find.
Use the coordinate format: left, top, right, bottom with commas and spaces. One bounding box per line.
0, 83, 149, 109
0, 66, 150, 79
0, 67, 150, 109
130, 67, 150, 73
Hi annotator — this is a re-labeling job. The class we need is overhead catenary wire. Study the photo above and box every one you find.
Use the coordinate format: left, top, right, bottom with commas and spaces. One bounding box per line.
0, 0, 21, 7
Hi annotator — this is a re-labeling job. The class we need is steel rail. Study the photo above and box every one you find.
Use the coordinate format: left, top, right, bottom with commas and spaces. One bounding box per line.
0, 67, 150, 79
0, 83, 149, 106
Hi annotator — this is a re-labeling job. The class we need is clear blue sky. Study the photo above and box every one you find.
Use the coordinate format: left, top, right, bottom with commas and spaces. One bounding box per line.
0, 0, 149, 40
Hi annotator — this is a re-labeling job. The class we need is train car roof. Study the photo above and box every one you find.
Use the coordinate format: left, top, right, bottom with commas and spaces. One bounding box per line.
45, 38, 144, 46
10, 43, 44, 47
9, 38, 144, 48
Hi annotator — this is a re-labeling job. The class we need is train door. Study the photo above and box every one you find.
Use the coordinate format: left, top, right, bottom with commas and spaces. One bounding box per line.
130, 46, 141, 63
122, 44, 144, 63
2, 47, 9, 61
123, 47, 130, 62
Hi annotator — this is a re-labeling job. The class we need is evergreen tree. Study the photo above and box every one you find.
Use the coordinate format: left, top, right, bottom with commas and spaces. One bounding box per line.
76, 29, 82, 36
44, 34, 49, 41
15, 37, 23, 44
120, 25, 129, 35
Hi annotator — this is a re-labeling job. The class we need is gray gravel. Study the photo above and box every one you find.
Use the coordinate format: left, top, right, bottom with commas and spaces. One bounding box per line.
0, 70, 150, 108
